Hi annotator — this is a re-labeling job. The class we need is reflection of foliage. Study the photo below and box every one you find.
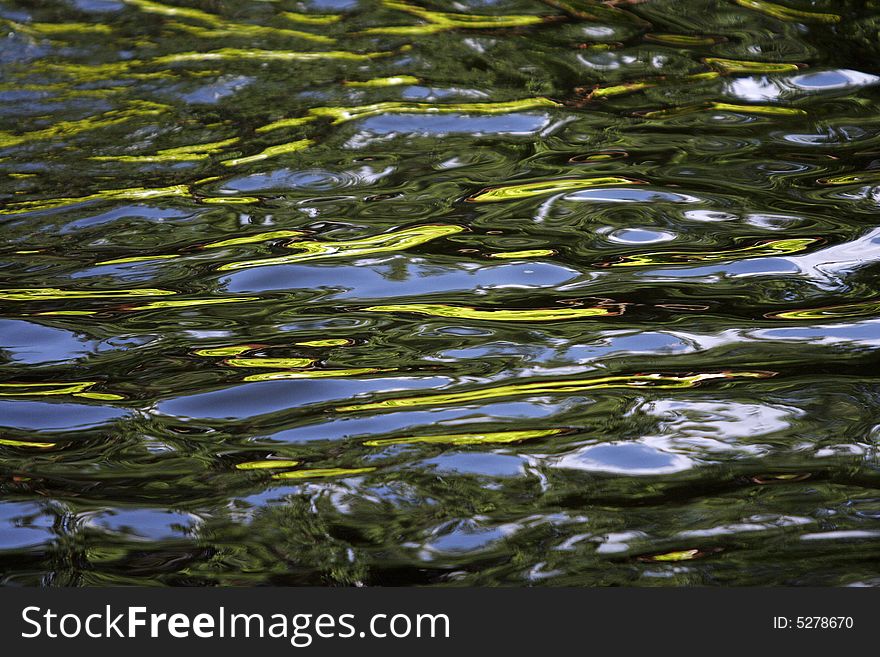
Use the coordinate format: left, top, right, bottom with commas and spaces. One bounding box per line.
199, 494, 373, 585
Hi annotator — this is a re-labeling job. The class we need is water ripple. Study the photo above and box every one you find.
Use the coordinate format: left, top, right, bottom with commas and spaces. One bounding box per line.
3, 0, 880, 586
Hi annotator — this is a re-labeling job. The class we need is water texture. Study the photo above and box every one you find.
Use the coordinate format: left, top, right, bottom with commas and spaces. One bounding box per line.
1, 0, 880, 586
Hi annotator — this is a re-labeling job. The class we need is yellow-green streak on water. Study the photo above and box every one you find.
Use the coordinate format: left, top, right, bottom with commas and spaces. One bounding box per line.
0, 185, 192, 216
606, 238, 820, 267
97, 255, 182, 265
645, 33, 719, 46
242, 368, 385, 381
587, 81, 654, 99
362, 304, 621, 321
0, 101, 169, 149
769, 299, 880, 320
337, 371, 773, 412
281, 11, 342, 25
194, 345, 258, 357
364, 428, 565, 447
466, 177, 641, 202
221, 139, 313, 167
235, 460, 301, 470
257, 98, 560, 132
647, 549, 701, 562
224, 358, 316, 369
90, 137, 240, 163
487, 249, 556, 259
362, 0, 546, 34
272, 467, 376, 480
0, 438, 57, 449
704, 57, 801, 74
123, 0, 335, 43
0, 382, 123, 399
734, 0, 840, 22
4, 20, 114, 37
0, 288, 175, 301
163, 20, 334, 44
201, 230, 306, 249
153, 48, 396, 65
295, 339, 352, 347
218, 224, 464, 271
344, 76, 420, 87
644, 103, 808, 118
126, 297, 259, 310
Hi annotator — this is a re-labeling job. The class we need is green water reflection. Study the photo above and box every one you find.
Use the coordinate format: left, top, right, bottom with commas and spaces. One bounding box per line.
2, 0, 880, 586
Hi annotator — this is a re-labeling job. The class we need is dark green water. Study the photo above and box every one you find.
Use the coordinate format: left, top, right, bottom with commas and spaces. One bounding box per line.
2, 0, 880, 586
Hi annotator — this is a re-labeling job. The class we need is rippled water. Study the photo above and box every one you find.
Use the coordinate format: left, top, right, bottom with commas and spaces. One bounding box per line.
2, 0, 880, 586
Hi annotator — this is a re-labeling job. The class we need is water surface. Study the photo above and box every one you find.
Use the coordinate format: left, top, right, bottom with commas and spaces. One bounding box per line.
2, 0, 880, 586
